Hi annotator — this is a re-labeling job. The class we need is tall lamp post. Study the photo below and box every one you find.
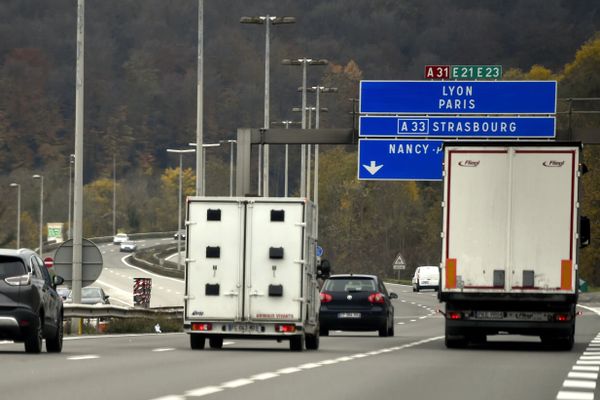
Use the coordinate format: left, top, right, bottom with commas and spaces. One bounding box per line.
189, 142, 222, 195
9, 183, 21, 249
241, 15, 295, 197
68, 154, 75, 239
32, 174, 44, 256
167, 149, 196, 270
271, 120, 300, 197
220, 140, 237, 197
281, 58, 328, 197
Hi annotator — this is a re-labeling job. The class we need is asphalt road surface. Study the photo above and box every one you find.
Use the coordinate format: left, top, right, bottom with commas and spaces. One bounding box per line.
2, 283, 600, 400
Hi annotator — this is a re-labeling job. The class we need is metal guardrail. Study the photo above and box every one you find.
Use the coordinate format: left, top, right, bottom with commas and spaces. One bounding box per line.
64, 304, 183, 319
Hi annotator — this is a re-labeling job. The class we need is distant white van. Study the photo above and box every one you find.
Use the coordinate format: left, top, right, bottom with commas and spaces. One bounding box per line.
412, 266, 440, 292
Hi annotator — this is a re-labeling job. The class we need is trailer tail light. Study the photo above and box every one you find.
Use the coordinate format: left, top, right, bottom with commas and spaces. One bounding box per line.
447, 311, 462, 320
191, 323, 212, 331
368, 293, 385, 304
320, 292, 333, 303
275, 324, 296, 333
554, 314, 571, 322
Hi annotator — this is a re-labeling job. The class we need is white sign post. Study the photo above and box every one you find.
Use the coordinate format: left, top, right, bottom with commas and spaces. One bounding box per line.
393, 253, 406, 281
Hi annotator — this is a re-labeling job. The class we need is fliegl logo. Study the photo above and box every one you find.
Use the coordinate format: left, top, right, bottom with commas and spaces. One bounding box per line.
458, 160, 480, 167
543, 160, 565, 167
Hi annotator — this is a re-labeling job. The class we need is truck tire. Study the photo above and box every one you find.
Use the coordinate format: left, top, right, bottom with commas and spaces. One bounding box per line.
319, 327, 329, 336
190, 334, 206, 350
305, 332, 320, 350
290, 334, 305, 351
209, 336, 223, 349
24, 315, 43, 354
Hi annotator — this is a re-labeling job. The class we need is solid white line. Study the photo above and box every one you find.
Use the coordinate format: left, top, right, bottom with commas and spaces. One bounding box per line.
577, 305, 600, 316
563, 380, 596, 389
186, 387, 223, 397
68, 355, 99, 360
277, 367, 301, 374
150, 396, 185, 400
152, 348, 175, 352
298, 363, 321, 369
120, 255, 184, 283
556, 391, 594, 400
568, 372, 598, 379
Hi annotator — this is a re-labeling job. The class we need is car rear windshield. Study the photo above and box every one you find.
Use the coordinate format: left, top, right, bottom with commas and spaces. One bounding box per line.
0, 256, 27, 279
323, 278, 376, 292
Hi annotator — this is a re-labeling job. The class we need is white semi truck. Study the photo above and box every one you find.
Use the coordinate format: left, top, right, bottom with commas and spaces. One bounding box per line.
183, 197, 321, 351
439, 142, 590, 349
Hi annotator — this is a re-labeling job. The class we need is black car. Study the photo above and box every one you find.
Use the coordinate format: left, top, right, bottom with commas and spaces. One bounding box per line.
0, 248, 65, 353
319, 274, 397, 337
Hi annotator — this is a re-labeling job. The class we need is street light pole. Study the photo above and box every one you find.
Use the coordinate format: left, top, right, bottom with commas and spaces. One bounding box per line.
282, 58, 328, 197
195, 0, 204, 197
271, 120, 300, 197
241, 15, 295, 197
112, 154, 116, 236
9, 183, 20, 249
220, 140, 237, 196
167, 148, 196, 270
68, 154, 74, 239
32, 174, 44, 256
188, 142, 222, 195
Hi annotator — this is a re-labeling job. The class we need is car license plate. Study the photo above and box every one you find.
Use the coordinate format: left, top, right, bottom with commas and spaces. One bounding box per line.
338, 312, 361, 319
474, 311, 504, 319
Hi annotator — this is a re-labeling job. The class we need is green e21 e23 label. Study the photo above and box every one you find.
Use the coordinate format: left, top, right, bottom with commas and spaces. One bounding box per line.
451, 65, 502, 79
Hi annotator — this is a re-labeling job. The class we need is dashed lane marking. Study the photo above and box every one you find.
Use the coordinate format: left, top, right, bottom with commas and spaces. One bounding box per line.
557, 332, 600, 399
68, 355, 100, 361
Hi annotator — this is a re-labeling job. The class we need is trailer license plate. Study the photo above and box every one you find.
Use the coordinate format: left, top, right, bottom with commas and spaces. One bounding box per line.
474, 311, 504, 319
338, 313, 361, 319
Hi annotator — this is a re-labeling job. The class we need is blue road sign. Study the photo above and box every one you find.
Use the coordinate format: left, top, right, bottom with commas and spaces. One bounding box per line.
358, 139, 444, 181
359, 80, 557, 114
316, 246, 323, 257
359, 116, 556, 138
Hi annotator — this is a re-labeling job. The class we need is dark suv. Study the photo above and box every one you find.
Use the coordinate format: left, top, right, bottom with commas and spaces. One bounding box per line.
0, 248, 64, 353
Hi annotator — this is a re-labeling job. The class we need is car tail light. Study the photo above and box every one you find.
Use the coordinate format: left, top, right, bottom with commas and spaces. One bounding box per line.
554, 313, 571, 322
447, 311, 462, 320
5, 274, 31, 286
275, 324, 296, 333
191, 323, 212, 331
320, 292, 333, 303
368, 293, 385, 304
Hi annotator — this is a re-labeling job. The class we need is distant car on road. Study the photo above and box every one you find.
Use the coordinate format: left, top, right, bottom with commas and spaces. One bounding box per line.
113, 233, 129, 244
80, 287, 110, 305
173, 230, 186, 240
120, 241, 137, 252
0, 248, 64, 353
319, 274, 397, 337
412, 266, 440, 292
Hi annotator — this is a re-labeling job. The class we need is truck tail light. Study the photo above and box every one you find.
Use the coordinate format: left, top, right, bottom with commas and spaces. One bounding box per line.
447, 311, 462, 320
5, 274, 31, 286
368, 293, 385, 304
275, 324, 296, 333
191, 323, 212, 331
320, 292, 333, 303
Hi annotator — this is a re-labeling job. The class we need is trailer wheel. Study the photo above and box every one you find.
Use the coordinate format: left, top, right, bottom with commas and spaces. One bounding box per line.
190, 334, 206, 350
209, 336, 223, 349
290, 334, 305, 351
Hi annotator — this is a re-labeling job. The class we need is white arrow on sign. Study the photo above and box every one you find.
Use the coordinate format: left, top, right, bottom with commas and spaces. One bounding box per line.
362, 160, 383, 175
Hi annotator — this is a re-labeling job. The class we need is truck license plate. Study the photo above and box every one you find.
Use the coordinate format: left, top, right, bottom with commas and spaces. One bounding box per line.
233, 324, 259, 332
474, 311, 504, 319
338, 313, 361, 319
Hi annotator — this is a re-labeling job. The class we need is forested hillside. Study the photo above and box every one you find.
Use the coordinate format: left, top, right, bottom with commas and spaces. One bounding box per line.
1, 0, 600, 282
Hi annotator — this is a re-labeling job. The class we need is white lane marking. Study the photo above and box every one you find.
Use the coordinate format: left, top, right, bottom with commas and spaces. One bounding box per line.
562, 380, 596, 389
410, 319, 417, 322
581, 356, 600, 360
68, 355, 99, 361
556, 391, 594, 400
96, 279, 134, 306
574, 366, 600, 372
151, 396, 185, 400
185, 387, 223, 397
576, 361, 600, 365
154, 335, 443, 400
121, 255, 184, 283
568, 372, 598, 379
577, 305, 600, 316
250, 373, 278, 381
153, 348, 175, 352
397, 322, 405, 325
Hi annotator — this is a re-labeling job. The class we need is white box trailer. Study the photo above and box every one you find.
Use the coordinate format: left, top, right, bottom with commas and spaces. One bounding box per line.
183, 197, 320, 351
440, 142, 590, 350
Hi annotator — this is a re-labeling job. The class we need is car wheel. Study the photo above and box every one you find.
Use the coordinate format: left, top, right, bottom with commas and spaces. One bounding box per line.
209, 336, 223, 349
290, 334, 305, 351
190, 334, 206, 350
378, 319, 389, 337
387, 320, 395, 337
46, 318, 63, 353
305, 332, 320, 350
415, 285, 420, 292
24, 316, 43, 354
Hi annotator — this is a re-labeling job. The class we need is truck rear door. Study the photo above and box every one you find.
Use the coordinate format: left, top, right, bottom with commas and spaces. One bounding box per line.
185, 199, 244, 320
244, 200, 305, 322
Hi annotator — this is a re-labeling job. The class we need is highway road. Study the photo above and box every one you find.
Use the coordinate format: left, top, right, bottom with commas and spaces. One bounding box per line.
1, 282, 600, 400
